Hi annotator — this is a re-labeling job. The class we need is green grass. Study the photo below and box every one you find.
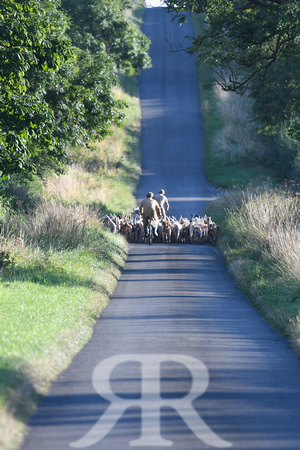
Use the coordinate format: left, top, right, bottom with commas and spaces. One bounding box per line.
0, 231, 127, 449
119, 72, 140, 97
206, 158, 278, 189
127, 0, 146, 30
0, 238, 125, 359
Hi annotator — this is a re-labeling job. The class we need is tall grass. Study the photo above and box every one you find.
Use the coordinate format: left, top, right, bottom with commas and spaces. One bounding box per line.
228, 186, 299, 280
203, 85, 277, 188
23, 200, 101, 250
206, 185, 300, 353
212, 86, 268, 165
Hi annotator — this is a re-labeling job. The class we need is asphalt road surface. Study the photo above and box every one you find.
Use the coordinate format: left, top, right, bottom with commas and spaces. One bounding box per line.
22, 7, 300, 450
135, 7, 218, 216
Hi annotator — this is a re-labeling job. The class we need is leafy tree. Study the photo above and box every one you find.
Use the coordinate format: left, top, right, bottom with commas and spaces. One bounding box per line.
252, 55, 300, 139
39, 0, 151, 161
0, 0, 72, 179
166, 0, 300, 94
36, 0, 151, 160
41, 49, 125, 152
0, 0, 151, 180
60, 0, 151, 75
166, 0, 300, 158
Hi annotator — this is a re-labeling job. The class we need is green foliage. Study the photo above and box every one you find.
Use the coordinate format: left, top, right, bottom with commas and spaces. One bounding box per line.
0, 251, 15, 275
61, 0, 151, 75
0, 0, 72, 180
43, 49, 125, 148
0, 0, 151, 181
167, 0, 300, 177
251, 54, 300, 147
267, 126, 300, 181
166, 0, 300, 92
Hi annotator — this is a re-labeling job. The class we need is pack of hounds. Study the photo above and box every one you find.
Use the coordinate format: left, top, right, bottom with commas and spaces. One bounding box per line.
102, 210, 219, 245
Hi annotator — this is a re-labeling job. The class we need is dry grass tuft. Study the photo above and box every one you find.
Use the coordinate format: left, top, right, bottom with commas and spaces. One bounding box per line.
44, 165, 89, 201
0, 225, 26, 276
71, 126, 125, 177
229, 185, 300, 281
44, 165, 111, 206
22, 199, 101, 250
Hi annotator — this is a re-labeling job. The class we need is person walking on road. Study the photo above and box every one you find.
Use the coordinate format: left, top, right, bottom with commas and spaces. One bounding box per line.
153, 189, 169, 219
139, 192, 161, 236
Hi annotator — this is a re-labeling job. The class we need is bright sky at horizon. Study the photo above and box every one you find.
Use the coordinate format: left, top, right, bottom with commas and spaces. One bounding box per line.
145, 0, 167, 7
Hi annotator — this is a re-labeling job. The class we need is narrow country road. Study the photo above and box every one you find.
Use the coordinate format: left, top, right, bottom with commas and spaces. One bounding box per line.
22, 7, 300, 450
136, 6, 218, 215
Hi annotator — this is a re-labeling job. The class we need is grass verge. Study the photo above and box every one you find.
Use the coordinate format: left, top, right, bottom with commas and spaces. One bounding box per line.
206, 186, 300, 354
0, 4, 144, 445
0, 228, 127, 449
191, 14, 300, 354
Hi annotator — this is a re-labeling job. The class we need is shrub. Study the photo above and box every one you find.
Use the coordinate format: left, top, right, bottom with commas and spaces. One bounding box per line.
269, 126, 300, 182
0, 251, 15, 275
228, 185, 300, 281
22, 200, 102, 250
0, 225, 25, 276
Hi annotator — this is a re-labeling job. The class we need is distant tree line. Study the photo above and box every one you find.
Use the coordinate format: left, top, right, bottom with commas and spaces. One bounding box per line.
166, 0, 300, 181
0, 0, 151, 180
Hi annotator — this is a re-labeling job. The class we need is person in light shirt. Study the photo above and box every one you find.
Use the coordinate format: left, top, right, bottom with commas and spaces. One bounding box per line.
139, 192, 161, 236
153, 189, 169, 219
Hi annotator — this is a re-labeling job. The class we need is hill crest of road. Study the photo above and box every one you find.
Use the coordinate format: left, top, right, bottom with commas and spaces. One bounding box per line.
136, 7, 218, 218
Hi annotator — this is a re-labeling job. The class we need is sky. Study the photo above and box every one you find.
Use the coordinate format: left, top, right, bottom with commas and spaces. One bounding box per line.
145, 0, 167, 7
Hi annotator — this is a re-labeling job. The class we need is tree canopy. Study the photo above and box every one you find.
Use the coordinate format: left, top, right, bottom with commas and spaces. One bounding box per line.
0, 0, 151, 180
166, 0, 300, 91
0, 0, 72, 179
60, 0, 151, 75
165, 0, 300, 141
